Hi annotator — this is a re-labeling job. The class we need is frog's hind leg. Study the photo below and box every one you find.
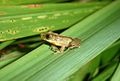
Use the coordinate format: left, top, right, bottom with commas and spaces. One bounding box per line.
60, 46, 66, 53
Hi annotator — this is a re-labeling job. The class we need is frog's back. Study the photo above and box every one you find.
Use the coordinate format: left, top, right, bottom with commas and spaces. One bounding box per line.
49, 35, 72, 47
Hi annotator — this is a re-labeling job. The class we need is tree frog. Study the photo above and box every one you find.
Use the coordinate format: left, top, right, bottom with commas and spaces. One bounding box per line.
41, 31, 80, 53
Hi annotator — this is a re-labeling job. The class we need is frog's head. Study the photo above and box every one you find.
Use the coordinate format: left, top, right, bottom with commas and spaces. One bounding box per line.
69, 38, 80, 48
41, 31, 54, 41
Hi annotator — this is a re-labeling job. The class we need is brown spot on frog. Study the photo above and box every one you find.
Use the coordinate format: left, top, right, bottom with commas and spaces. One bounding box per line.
41, 31, 80, 53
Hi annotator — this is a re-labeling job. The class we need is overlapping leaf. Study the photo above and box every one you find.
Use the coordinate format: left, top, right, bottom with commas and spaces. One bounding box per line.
0, 2, 107, 41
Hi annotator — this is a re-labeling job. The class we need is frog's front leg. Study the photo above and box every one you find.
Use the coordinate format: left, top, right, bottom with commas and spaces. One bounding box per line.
51, 45, 60, 53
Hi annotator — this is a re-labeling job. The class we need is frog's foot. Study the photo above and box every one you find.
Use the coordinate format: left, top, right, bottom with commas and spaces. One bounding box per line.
54, 50, 61, 54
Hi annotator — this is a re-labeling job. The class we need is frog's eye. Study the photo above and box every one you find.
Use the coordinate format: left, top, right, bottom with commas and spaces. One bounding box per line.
46, 34, 51, 39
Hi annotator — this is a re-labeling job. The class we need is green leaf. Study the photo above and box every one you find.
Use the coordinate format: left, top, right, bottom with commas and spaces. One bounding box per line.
111, 63, 120, 81
100, 41, 120, 64
0, 51, 24, 69
67, 39, 120, 81
0, 1, 120, 81
0, 40, 15, 50
67, 55, 100, 81
0, 0, 71, 5
91, 62, 118, 81
0, 2, 107, 16
0, 2, 106, 41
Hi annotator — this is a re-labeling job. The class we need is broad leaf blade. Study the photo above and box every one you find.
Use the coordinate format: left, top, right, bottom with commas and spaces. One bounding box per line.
0, 1, 120, 81
0, 2, 108, 16
0, 4, 103, 41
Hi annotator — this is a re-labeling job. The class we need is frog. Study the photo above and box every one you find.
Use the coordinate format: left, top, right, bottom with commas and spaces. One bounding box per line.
41, 31, 80, 53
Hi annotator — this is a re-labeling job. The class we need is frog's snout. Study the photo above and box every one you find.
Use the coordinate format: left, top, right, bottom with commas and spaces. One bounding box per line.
41, 33, 46, 40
